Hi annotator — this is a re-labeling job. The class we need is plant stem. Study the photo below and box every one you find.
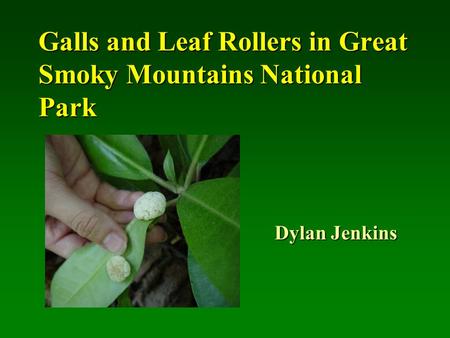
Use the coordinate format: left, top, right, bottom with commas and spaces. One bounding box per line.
166, 197, 179, 207
147, 171, 180, 194
184, 135, 208, 190
195, 163, 202, 182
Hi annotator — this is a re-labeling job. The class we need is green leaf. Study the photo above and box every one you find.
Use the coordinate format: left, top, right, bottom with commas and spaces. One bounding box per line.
188, 251, 229, 307
96, 174, 157, 192
51, 219, 153, 307
77, 135, 153, 180
228, 162, 240, 177
116, 288, 132, 307
163, 150, 176, 183
159, 135, 190, 183
186, 135, 231, 165
177, 178, 240, 306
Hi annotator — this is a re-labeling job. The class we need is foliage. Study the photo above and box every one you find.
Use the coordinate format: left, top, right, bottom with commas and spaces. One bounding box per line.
51, 219, 154, 307
50, 135, 240, 307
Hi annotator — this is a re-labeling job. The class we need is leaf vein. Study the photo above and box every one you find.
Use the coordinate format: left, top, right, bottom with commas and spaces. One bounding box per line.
91, 136, 151, 177
182, 191, 239, 229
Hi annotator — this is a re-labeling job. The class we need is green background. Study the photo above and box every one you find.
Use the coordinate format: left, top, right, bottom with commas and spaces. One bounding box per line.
2, 0, 449, 336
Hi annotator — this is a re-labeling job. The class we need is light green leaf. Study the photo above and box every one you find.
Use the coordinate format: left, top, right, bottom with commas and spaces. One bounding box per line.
159, 135, 190, 183
163, 150, 176, 183
228, 162, 240, 177
51, 219, 153, 307
188, 251, 229, 307
177, 178, 240, 306
186, 135, 231, 165
78, 135, 153, 180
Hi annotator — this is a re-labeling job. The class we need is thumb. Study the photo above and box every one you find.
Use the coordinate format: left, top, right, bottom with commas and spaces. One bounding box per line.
46, 180, 127, 254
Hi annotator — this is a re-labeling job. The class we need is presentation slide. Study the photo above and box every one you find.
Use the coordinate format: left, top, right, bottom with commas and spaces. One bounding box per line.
2, 1, 448, 336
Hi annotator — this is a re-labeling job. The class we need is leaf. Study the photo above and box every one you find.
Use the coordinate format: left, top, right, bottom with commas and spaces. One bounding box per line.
96, 174, 157, 192
163, 150, 176, 183
77, 135, 153, 180
188, 251, 229, 307
228, 162, 240, 177
186, 135, 231, 165
116, 288, 132, 307
159, 135, 190, 183
51, 219, 153, 307
177, 178, 240, 306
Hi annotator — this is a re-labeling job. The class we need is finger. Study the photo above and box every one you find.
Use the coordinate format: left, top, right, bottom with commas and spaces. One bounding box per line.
46, 180, 127, 254
93, 202, 110, 214
45, 217, 87, 258
96, 182, 143, 210
71, 168, 100, 201
93, 203, 135, 224
49, 136, 92, 187
45, 139, 64, 178
46, 136, 100, 201
146, 225, 168, 244
110, 210, 135, 224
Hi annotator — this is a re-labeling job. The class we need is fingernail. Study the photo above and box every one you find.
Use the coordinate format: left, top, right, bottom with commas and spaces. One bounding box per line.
103, 233, 126, 254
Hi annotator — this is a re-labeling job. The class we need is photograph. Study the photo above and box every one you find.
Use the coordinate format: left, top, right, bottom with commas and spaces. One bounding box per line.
45, 135, 240, 307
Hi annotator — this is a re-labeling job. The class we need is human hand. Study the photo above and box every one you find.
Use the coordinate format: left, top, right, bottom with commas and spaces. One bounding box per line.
45, 135, 166, 258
